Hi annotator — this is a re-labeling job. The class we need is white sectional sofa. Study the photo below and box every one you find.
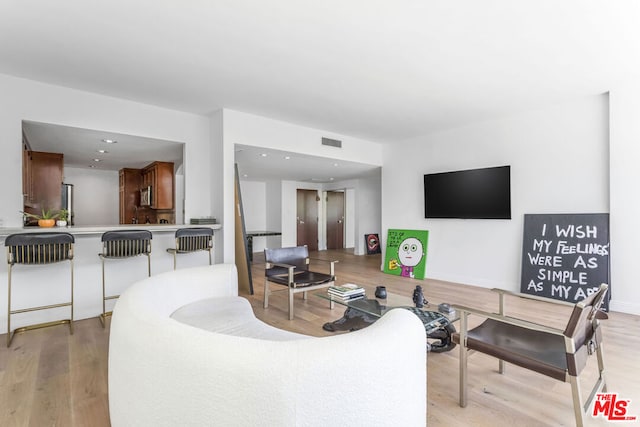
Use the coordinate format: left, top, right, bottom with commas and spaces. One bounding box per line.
108, 263, 427, 426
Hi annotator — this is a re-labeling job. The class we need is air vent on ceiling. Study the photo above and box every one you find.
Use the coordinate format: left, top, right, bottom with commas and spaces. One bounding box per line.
321, 137, 342, 148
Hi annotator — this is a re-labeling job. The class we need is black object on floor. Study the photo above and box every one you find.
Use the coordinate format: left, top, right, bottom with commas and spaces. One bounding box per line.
402, 307, 457, 353
322, 307, 378, 332
323, 304, 457, 353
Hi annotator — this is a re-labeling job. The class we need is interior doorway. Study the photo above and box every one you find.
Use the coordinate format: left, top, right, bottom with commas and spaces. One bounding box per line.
296, 189, 318, 251
326, 190, 345, 250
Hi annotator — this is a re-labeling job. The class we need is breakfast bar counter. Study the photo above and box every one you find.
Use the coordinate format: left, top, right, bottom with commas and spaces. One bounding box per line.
0, 224, 222, 335
0, 223, 221, 237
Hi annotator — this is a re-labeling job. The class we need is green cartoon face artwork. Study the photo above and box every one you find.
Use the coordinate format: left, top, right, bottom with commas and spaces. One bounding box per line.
384, 229, 429, 279
398, 237, 423, 278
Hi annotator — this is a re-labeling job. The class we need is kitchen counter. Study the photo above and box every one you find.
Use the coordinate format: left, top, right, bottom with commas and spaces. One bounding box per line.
0, 223, 221, 237
0, 223, 222, 335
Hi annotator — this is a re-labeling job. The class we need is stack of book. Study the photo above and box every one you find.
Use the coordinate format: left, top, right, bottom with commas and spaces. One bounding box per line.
328, 283, 365, 301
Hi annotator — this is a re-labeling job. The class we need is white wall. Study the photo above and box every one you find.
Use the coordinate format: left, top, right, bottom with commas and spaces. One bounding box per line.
240, 181, 267, 231
175, 172, 185, 224
382, 95, 610, 295
235, 179, 284, 254
610, 87, 640, 315
223, 109, 384, 254
265, 180, 283, 249
0, 73, 213, 229
63, 167, 119, 225
345, 189, 356, 248
355, 173, 382, 255
224, 109, 384, 166
239, 180, 268, 253
209, 110, 226, 263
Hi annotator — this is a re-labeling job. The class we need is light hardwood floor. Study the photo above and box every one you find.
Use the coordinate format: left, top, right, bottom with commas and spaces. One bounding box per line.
1, 249, 638, 426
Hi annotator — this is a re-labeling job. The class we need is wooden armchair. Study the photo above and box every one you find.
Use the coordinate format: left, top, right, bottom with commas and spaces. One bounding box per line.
452, 284, 608, 427
264, 245, 337, 320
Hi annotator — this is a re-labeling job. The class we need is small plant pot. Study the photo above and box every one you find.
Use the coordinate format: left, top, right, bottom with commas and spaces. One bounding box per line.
38, 219, 56, 228
375, 286, 387, 299
56, 220, 68, 227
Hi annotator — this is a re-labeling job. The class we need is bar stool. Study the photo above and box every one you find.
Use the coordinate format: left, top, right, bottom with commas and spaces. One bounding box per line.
98, 230, 152, 327
166, 227, 213, 270
5, 232, 75, 347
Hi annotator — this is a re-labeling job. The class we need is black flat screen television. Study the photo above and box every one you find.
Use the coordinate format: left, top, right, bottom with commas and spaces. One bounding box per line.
424, 165, 511, 219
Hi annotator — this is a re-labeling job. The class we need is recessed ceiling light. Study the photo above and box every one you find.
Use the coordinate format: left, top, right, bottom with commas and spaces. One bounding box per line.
329, 177, 334, 181
93, 158, 101, 162
261, 153, 268, 157
243, 174, 248, 178
101, 139, 117, 143
97, 149, 109, 154
333, 163, 339, 167
284, 156, 291, 160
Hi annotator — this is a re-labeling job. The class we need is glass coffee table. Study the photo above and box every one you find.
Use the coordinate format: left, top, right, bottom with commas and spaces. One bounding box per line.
316, 289, 459, 352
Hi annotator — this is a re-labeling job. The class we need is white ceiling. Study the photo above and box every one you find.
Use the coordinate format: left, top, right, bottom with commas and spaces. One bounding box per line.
235, 144, 380, 183
23, 121, 184, 171
3, 1, 640, 177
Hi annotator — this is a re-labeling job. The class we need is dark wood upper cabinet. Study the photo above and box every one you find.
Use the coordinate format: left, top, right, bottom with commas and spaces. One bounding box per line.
119, 161, 175, 224
23, 150, 63, 213
142, 161, 174, 210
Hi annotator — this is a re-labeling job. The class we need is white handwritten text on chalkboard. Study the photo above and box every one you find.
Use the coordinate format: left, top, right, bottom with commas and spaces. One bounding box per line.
521, 214, 610, 310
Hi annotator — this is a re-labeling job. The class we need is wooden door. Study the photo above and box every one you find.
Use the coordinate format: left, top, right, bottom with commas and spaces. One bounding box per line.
326, 191, 345, 250
296, 189, 318, 251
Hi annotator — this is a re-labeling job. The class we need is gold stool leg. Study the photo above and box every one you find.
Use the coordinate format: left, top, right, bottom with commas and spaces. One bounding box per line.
69, 259, 74, 335
100, 257, 107, 328
7, 264, 12, 347
6, 261, 74, 345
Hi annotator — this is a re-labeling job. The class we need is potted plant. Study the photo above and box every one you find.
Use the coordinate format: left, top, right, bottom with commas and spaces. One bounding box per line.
57, 209, 69, 227
21, 208, 60, 228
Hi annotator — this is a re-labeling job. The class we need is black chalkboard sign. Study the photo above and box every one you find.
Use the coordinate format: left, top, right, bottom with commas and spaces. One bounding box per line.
520, 214, 610, 311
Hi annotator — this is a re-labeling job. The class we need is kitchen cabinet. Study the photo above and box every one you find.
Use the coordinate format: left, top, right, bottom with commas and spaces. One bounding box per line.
23, 149, 63, 212
119, 168, 142, 224
142, 161, 174, 210
119, 161, 174, 224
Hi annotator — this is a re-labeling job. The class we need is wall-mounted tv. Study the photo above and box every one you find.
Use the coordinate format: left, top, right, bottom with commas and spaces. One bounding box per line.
424, 165, 511, 219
